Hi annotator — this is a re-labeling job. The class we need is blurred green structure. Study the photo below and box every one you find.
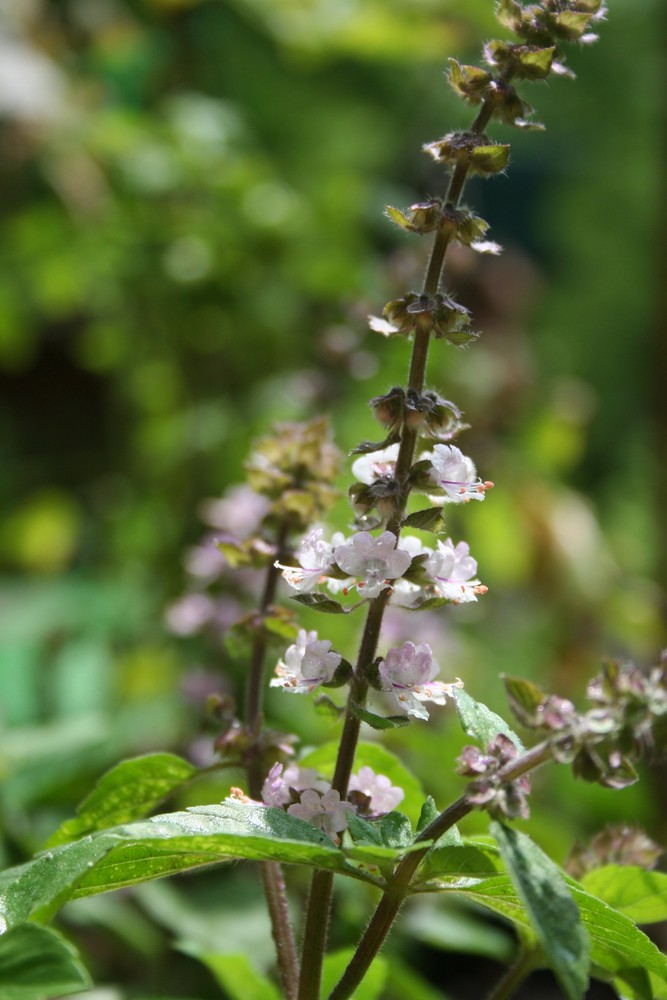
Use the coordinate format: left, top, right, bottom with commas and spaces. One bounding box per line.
0, 0, 664, 996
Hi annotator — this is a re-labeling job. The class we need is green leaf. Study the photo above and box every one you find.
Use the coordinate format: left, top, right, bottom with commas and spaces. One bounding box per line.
46, 753, 196, 848
0, 925, 91, 1000
454, 689, 524, 750
348, 702, 411, 730
291, 593, 350, 614
416, 796, 439, 834
402, 507, 443, 531
263, 614, 299, 642
180, 949, 280, 1000
298, 741, 425, 827
581, 866, 667, 924
321, 948, 387, 1000
437, 874, 667, 997
402, 897, 514, 963
502, 675, 546, 728
0, 801, 370, 929
491, 823, 589, 1000
417, 843, 503, 886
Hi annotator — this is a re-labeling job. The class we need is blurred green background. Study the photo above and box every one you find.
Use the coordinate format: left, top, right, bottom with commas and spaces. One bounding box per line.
0, 0, 665, 997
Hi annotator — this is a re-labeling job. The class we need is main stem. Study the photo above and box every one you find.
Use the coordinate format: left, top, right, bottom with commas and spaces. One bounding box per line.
243, 521, 300, 1000
297, 117, 485, 998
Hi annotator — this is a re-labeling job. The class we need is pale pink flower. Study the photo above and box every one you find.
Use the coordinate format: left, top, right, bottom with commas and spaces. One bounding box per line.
270, 629, 341, 694
425, 444, 493, 503
351, 444, 400, 484
378, 641, 463, 720
348, 766, 404, 815
333, 531, 411, 598
288, 788, 354, 837
423, 538, 488, 604
276, 528, 338, 592
261, 763, 330, 807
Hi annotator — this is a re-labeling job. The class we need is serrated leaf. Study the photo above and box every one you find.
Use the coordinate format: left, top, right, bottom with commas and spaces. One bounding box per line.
453, 689, 524, 750
581, 866, 667, 924
0, 801, 367, 929
417, 843, 503, 885
298, 741, 425, 827
349, 703, 411, 731
416, 796, 439, 834
492, 823, 589, 1000
0, 924, 91, 1000
502, 675, 546, 728
448, 874, 667, 996
403, 507, 443, 531
46, 754, 197, 848
469, 144, 510, 175
291, 593, 349, 614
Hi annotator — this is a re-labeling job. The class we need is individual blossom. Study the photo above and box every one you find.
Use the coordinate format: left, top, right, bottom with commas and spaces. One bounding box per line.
287, 788, 354, 839
261, 762, 330, 808
275, 527, 338, 592
377, 641, 462, 721
423, 538, 488, 604
348, 766, 404, 817
333, 531, 411, 598
425, 444, 493, 503
351, 444, 400, 485
198, 485, 271, 538
270, 629, 342, 694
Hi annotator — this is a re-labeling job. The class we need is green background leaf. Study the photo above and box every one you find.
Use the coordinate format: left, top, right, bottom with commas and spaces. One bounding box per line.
0, 924, 91, 1000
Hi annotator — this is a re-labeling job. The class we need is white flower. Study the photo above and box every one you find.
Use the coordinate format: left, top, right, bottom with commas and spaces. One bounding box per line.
333, 531, 412, 598
378, 641, 463, 721
348, 766, 404, 815
261, 763, 330, 807
270, 629, 341, 693
351, 444, 400, 485
425, 444, 493, 504
275, 528, 336, 592
287, 788, 354, 837
423, 538, 488, 603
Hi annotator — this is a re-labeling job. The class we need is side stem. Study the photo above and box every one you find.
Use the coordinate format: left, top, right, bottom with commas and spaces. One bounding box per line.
243, 520, 300, 1000
327, 742, 553, 1000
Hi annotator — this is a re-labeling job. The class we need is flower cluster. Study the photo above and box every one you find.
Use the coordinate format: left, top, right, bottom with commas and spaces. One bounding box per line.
504, 655, 667, 789
276, 526, 486, 609
457, 732, 531, 820
261, 762, 404, 839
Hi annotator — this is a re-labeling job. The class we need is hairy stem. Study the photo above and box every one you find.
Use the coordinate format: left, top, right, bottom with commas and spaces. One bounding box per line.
297, 80, 505, 1000
243, 520, 299, 999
